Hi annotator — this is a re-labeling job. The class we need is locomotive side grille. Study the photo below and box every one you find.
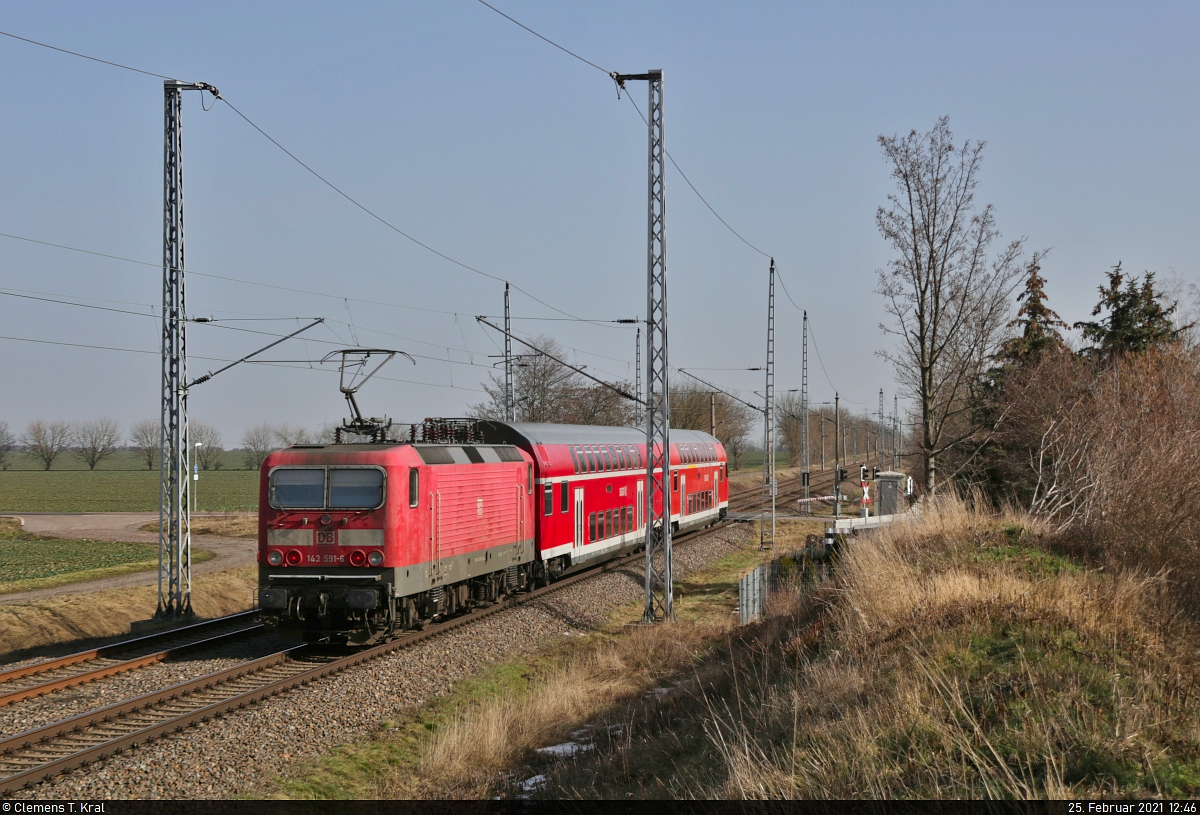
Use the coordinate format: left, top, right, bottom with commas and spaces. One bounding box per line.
434, 471, 519, 549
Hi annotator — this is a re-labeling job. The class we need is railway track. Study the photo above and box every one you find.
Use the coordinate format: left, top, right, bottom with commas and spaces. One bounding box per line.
0, 521, 733, 794
727, 459, 884, 515
0, 611, 263, 708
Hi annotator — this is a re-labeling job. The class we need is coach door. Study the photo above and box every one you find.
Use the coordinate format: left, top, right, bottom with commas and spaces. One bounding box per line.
680, 474, 687, 518
636, 480, 644, 531
574, 487, 585, 548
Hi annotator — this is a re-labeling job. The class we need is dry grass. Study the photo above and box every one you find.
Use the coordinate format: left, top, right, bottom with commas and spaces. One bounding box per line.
0, 567, 257, 659
536, 495, 1200, 798
140, 512, 258, 539
393, 620, 728, 798
265, 495, 1200, 799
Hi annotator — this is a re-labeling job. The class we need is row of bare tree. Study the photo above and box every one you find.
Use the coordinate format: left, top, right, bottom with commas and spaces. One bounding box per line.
0, 419, 126, 471
0, 419, 227, 472
0, 417, 330, 472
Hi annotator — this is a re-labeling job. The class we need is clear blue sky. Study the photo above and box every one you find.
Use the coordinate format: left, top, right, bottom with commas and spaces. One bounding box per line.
2, 1, 1197, 444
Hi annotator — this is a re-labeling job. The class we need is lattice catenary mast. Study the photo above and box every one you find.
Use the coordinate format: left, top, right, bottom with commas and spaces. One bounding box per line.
760, 259, 776, 550
157, 79, 217, 620
635, 325, 642, 422
893, 394, 901, 471
614, 69, 672, 623
801, 310, 810, 514
504, 283, 514, 421
878, 389, 885, 465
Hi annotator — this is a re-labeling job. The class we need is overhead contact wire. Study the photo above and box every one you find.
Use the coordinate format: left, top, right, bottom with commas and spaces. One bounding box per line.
0, 29, 609, 327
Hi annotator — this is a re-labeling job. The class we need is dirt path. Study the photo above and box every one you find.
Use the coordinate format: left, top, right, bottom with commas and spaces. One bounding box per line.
0, 513, 255, 605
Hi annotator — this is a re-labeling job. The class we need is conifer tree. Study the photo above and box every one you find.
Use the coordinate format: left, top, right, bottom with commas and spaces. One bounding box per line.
1075, 263, 1183, 357
998, 251, 1068, 365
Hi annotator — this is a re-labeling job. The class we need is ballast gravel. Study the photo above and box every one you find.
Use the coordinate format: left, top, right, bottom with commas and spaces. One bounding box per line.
0, 631, 286, 740
6, 524, 748, 800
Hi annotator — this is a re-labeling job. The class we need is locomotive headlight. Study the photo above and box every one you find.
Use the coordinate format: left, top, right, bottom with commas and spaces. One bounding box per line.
267, 550, 284, 566
367, 549, 384, 567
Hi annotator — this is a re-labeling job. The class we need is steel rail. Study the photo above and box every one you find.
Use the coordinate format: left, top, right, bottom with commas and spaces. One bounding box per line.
0, 624, 265, 707
0, 611, 261, 707
0, 522, 734, 794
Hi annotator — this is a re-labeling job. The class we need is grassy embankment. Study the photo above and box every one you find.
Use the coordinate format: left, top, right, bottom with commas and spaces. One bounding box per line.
262, 498, 1200, 799
0, 566, 255, 661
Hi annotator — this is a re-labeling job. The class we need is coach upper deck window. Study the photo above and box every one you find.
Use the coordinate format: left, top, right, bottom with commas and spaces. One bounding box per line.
270, 468, 325, 509
330, 468, 385, 509
601, 447, 613, 471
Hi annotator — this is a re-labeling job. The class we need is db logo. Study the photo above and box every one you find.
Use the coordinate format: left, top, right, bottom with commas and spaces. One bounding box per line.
317, 531, 336, 545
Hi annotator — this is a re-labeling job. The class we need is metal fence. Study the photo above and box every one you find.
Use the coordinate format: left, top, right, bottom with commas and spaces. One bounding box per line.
738, 545, 836, 625
738, 565, 770, 625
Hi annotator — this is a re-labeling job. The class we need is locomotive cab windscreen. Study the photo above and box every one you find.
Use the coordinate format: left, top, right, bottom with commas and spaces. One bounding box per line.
268, 466, 386, 510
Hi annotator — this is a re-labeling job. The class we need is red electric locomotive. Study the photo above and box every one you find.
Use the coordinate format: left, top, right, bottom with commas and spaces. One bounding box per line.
257, 418, 727, 644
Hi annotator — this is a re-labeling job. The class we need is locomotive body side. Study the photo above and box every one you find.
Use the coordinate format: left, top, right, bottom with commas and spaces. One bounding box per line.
257, 442, 535, 643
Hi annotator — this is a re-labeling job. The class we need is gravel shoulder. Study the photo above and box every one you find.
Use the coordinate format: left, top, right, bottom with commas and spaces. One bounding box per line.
0, 513, 254, 605
7, 523, 752, 800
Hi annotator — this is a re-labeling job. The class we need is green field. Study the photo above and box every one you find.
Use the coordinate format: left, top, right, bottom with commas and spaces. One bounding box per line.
0, 469, 259, 513
0, 519, 216, 595
0, 519, 148, 594
1, 449, 249, 472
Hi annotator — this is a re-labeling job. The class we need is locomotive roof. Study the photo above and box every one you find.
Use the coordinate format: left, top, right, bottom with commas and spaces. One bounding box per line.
476, 421, 720, 448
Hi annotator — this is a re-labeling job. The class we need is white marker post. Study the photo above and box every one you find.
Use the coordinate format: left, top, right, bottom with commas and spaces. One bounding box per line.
193, 442, 202, 515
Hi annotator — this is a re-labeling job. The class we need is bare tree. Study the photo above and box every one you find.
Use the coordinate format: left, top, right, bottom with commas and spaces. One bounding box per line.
273, 424, 314, 447
0, 422, 14, 470
671, 381, 755, 469
241, 422, 276, 470
23, 420, 72, 471
0, 422, 13, 470
470, 335, 638, 426
128, 419, 158, 470
876, 116, 1025, 493
191, 422, 225, 470
72, 418, 121, 470
557, 382, 638, 427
